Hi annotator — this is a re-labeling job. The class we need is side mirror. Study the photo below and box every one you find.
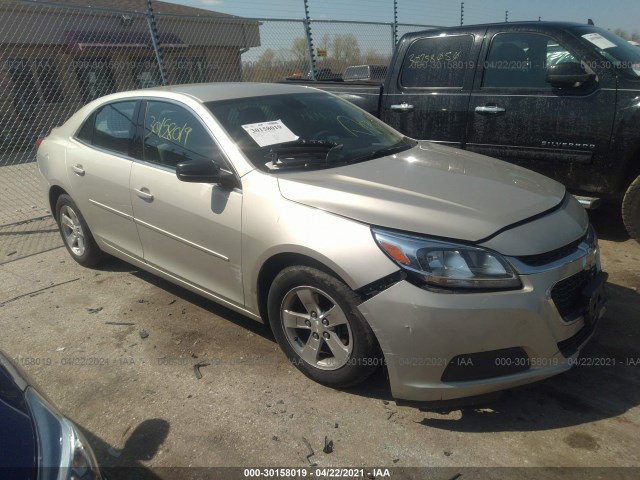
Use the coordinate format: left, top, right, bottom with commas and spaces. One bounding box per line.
176, 159, 236, 188
545, 62, 595, 87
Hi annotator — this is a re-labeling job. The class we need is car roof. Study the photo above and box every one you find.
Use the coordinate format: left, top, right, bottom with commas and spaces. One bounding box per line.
128, 82, 318, 103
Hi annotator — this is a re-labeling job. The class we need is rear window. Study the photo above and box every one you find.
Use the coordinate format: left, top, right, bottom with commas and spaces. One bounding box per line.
401, 34, 474, 88
75, 101, 136, 156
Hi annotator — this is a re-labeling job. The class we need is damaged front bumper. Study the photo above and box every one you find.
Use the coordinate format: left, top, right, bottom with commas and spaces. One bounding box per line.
357, 239, 606, 402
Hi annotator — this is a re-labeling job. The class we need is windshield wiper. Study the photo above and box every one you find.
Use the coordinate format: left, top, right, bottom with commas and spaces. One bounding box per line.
265, 140, 344, 170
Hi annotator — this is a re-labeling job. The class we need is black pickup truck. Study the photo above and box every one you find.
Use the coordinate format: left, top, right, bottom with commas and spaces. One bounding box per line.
287, 22, 640, 241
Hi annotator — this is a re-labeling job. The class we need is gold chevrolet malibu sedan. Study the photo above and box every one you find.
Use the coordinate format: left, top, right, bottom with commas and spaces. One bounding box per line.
37, 83, 607, 402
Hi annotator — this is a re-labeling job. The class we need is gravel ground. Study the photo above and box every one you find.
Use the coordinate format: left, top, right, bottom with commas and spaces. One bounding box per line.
1, 204, 639, 479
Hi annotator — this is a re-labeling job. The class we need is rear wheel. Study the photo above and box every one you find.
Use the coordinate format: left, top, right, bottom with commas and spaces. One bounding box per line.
55, 194, 104, 267
267, 266, 380, 388
622, 175, 640, 243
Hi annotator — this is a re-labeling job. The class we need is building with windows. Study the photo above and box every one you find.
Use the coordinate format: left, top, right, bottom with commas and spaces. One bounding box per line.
0, 0, 260, 150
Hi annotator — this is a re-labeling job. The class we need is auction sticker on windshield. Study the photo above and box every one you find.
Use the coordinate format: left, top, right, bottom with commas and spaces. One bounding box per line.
582, 33, 617, 50
242, 120, 298, 147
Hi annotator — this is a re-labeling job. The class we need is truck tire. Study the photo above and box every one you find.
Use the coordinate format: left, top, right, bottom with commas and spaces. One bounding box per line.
622, 175, 640, 243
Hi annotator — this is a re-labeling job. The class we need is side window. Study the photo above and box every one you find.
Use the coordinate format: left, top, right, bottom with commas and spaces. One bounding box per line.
483, 33, 579, 89
400, 35, 473, 88
76, 112, 95, 144
546, 41, 578, 66
143, 101, 220, 169
92, 101, 137, 155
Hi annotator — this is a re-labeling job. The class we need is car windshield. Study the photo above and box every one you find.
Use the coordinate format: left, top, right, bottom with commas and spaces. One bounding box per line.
206, 92, 414, 171
576, 27, 640, 78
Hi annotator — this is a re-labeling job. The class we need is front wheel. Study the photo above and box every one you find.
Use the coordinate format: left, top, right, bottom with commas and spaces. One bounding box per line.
622, 175, 640, 243
267, 266, 380, 388
55, 194, 104, 267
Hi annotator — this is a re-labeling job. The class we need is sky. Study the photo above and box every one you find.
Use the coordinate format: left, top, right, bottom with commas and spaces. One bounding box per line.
160, 0, 640, 34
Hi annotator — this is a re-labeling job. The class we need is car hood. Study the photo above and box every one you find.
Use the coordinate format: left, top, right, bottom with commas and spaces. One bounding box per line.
277, 142, 567, 242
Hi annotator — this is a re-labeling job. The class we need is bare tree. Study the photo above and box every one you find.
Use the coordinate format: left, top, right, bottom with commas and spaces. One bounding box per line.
290, 38, 309, 67
332, 34, 362, 66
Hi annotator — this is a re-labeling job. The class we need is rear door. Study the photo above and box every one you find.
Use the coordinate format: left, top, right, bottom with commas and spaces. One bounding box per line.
130, 99, 244, 305
380, 28, 485, 147
466, 28, 617, 191
66, 100, 143, 259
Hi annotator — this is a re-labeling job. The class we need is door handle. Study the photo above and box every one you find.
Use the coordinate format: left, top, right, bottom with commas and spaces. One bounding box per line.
134, 188, 154, 201
390, 102, 414, 112
71, 164, 85, 176
475, 105, 506, 115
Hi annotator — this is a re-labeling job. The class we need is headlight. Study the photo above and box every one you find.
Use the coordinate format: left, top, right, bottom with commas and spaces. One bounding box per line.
60, 418, 101, 480
25, 388, 102, 480
372, 228, 521, 290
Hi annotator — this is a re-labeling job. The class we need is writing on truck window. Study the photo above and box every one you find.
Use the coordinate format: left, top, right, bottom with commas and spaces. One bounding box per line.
400, 35, 473, 88
407, 51, 464, 69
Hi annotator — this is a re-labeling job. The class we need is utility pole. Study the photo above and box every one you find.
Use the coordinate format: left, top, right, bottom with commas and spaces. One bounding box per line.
505, 10, 509, 22
460, 2, 464, 26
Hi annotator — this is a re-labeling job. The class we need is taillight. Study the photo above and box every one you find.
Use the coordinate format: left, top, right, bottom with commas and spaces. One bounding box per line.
35, 138, 43, 151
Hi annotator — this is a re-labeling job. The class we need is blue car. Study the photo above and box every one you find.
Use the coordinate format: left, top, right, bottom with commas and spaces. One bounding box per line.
0, 351, 102, 480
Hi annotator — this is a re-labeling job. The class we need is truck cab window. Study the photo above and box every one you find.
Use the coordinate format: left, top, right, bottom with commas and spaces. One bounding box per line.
483, 33, 579, 89
400, 35, 473, 88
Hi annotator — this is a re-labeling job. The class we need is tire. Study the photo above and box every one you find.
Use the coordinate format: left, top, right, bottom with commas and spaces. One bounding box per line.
55, 194, 104, 267
267, 266, 380, 388
622, 175, 640, 243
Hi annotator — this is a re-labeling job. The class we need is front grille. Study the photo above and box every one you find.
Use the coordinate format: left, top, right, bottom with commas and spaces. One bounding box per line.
551, 269, 594, 319
517, 234, 585, 267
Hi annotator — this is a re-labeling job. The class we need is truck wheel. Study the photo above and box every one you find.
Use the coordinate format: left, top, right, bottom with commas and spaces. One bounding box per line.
55, 194, 104, 267
622, 175, 640, 243
267, 266, 380, 388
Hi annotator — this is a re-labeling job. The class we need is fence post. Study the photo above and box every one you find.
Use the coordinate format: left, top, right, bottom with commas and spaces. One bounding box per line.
393, 0, 398, 45
303, 0, 316, 80
146, 0, 168, 85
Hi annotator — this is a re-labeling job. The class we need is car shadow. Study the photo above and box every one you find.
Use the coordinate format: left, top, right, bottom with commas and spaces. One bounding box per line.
94, 257, 397, 402
78, 418, 169, 480
417, 281, 640, 432
95, 258, 274, 342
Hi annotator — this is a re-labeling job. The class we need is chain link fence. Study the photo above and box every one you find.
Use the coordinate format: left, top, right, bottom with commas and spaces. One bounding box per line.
0, 0, 443, 259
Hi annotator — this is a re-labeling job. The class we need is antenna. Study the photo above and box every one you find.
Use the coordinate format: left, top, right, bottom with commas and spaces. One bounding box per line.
460, 1, 464, 26
505, 10, 509, 23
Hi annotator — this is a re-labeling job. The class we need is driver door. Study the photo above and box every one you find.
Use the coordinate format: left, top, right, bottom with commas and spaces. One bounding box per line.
130, 100, 244, 305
